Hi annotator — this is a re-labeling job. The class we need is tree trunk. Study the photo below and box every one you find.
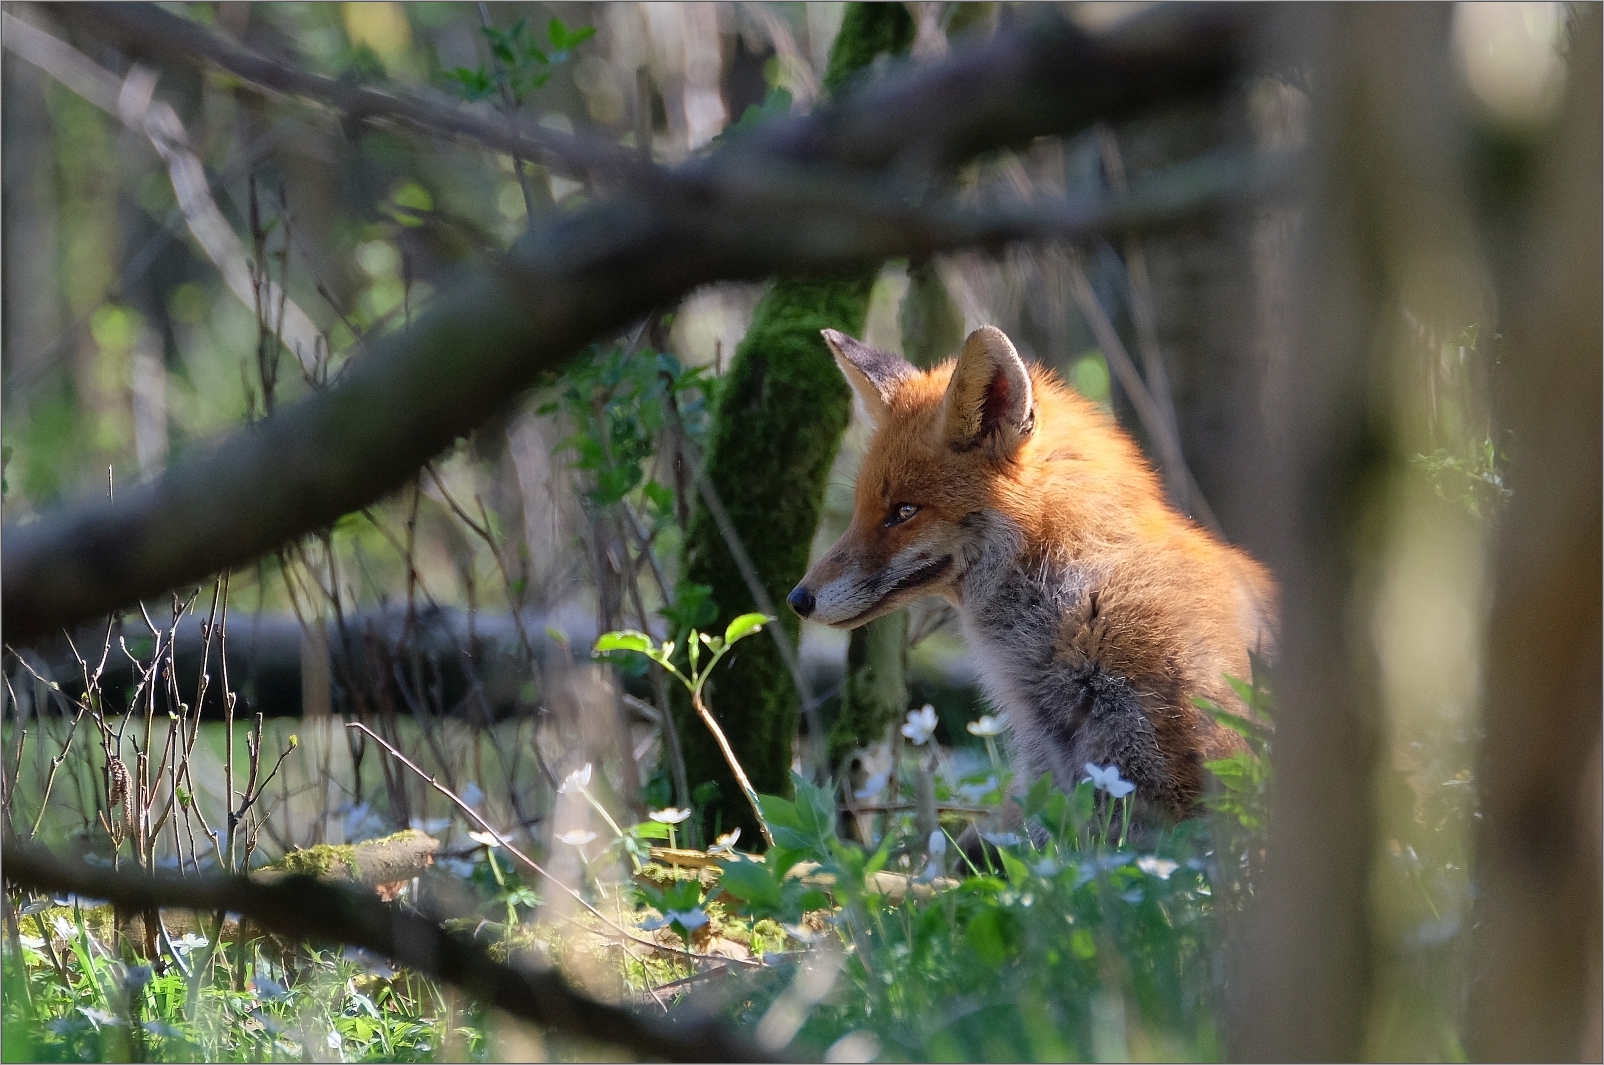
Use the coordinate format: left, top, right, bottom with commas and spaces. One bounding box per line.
1469, 8, 1602, 1059
676, 3, 913, 839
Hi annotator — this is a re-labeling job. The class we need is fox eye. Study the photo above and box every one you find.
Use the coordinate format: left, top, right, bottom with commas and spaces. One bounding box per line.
886, 503, 920, 527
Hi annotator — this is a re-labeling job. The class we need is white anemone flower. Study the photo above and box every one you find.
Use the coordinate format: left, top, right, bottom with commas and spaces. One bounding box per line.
467, 829, 502, 848
901, 704, 940, 745
556, 829, 598, 847
1136, 856, 1179, 880
966, 713, 1009, 737
1083, 762, 1136, 799
558, 764, 593, 795
708, 828, 742, 855
650, 807, 692, 824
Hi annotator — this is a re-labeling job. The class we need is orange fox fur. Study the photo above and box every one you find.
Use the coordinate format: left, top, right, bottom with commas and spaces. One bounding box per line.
788, 326, 1277, 822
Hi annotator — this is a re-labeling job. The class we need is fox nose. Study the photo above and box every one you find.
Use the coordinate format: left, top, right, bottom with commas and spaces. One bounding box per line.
787, 585, 816, 618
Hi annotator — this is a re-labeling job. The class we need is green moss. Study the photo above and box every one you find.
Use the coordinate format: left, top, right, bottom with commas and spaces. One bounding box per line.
676, 4, 914, 840
270, 842, 361, 880
267, 830, 430, 881
823, 3, 916, 95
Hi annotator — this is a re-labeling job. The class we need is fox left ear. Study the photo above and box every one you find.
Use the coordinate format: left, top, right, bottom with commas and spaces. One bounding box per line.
822, 329, 913, 427
942, 327, 1035, 455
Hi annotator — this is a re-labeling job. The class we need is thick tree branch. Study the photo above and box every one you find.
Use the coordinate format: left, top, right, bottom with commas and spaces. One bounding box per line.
1, 839, 777, 1062
2, 6, 1257, 646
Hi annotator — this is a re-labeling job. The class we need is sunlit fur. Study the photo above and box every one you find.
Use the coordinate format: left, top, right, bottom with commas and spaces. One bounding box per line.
796, 327, 1278, 823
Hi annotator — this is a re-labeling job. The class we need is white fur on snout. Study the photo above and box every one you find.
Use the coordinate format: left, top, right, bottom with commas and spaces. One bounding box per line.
806, 541, 946, 628
810, 567, 878, 626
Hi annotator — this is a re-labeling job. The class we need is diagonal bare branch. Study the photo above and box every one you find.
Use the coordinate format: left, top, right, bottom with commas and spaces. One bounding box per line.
43, 1, 649, 186
2, 11, 322, 370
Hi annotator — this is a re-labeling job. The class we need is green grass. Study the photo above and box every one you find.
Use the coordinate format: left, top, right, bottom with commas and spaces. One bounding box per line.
2, 758, 1241, 1063
2, 661, 1473, 1063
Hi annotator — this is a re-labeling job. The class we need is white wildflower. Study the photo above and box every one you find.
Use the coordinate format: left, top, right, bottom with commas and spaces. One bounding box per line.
901, 704, 940, 745
558, 764, 593, 795
649, 807, 692, 825
1083, 762, 1135, 799
966, 713, 1009, 737
1136, 856, 1179, 880
556, 829, 598, 847
708, 828, 742, 855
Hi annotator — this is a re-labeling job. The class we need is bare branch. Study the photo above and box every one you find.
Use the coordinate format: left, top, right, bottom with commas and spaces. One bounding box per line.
1, 11, 321, 370
43, 1, 646, 186
2, 7, 1259, 646
1, 839, 780, 1063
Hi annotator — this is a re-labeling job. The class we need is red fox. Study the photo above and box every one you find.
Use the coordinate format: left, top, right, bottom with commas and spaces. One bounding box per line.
788, 326, 1277, 824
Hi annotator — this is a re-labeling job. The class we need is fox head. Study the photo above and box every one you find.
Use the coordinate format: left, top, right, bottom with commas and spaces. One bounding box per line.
787, 325, 1039, 628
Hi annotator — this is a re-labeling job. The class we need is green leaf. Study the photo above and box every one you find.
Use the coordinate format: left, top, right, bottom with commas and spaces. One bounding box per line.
661, 879, 702, 912
594, 630, 653, 655
548, 19, 596, 52
757, 794, 802, 831
1069, 926, 1097, 960
1000, 849, 1031, 887
718, 858, 783, 910
724, 612, 771, 646
964, 906, 1022, 967
1193, 696, 1273, 745
630, 820, 671, 840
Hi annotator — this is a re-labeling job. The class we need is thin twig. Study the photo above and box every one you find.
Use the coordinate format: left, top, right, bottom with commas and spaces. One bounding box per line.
1063, 248, 1222, 532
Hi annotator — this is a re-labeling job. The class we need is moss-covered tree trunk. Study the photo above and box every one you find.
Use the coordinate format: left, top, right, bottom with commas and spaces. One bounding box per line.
830, 260, 966, 769
676, 4, 913, 840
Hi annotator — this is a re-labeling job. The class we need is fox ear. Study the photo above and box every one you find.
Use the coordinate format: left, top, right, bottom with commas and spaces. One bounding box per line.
942, 326, 1035, 455
822, 329, 913, 427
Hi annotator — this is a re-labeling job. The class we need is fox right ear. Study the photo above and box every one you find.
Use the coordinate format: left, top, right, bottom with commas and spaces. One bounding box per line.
942, 326, 1035, 457
821, 329, 913, 427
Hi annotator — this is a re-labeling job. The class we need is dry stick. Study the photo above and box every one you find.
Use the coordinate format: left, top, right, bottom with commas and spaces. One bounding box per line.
54, 0, 644, 186
1062, 250, 1221, 533
684, 685, 776, 849
413, 469, 557, 812
345, 722, 757, 969
0, 17, 321, 371
1094, 126, 1223, 535
2, 839, 778, 1064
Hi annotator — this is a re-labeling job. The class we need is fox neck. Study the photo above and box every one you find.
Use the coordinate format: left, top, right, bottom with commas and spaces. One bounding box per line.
951, 513, 1089, 781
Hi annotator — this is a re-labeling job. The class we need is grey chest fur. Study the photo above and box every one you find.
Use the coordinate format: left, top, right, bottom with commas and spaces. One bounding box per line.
957, 555, 1170, 807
